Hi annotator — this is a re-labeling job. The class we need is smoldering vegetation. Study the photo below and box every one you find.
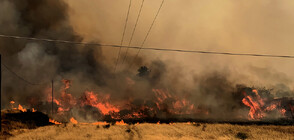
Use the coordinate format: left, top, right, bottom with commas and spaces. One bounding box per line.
0, 0, 293, 122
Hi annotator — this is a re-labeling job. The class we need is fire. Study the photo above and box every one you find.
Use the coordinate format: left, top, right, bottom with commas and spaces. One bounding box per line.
32, 108, 37, 112
115, 120, 127, 125
49, 119, 62, 125
10, 100, 38, 113
18, 104, 27, 112
42, 79, 292, 122
62, 79, 71, 89
280, 109, 286, 115
242, 94, 264, 119
153, 89, 201, 115
92, 122, 108, 125
45, 79, 76, 114
242, 89, 288, 120
7, 75, 293, 124
81, 91, 119, 115
70, 117, 78, 124
44, 80, 207, 120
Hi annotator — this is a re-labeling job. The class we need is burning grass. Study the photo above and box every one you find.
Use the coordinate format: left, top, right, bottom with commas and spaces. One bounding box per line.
41, 79, 294, 123
2, 78, 294, 139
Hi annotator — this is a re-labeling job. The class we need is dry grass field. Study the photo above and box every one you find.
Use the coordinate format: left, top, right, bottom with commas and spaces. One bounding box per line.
5, 122, 294, 140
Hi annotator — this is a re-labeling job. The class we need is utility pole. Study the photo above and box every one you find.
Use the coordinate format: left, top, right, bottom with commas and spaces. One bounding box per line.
51, 80, 53, 117
0, 54, 2, 131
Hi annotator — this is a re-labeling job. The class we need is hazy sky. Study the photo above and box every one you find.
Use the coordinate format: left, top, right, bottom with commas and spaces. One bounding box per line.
64, 0, 294, 87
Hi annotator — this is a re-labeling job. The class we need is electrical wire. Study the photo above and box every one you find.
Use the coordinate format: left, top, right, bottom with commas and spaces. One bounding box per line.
0, 34, 294, 59
121, 0, 146, 66
114, 0, 133, 72
1, 63, 48, 85
130, 0, 165, 68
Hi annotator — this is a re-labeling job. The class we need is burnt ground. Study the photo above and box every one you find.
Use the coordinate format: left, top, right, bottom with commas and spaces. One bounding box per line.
0, 110, 52, 139
105, 117, 294, 126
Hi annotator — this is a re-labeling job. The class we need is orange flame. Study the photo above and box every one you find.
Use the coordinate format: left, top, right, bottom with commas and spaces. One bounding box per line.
18, 104, 27, 112
242, 89, 287, 120
280, 109, 286, 115
70, 117, 78, 124
43, 80, 209, 120
92, 121, 108, 125
81, 91, 119, 115
115, 120, 127, 125
49, 119, 62, 125
242, 94, 264, 119
32, 108, 37, 112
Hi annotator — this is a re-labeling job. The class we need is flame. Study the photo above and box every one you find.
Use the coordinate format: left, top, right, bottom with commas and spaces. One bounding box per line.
81, 91, 119, 115
242, 95, 264, 119
242, 89, 288, 120
115, 120, 127, 125
153, 89, 201, 115
43, 79, 209, 120
18, 104, 27, 112
45, 79, 76, 114
265, 104, 277, 111
280, 109, 286, 115
10, 100, 37, 113
49, 119, 62, 125
70, 117, 78, 124
62, 79, 71, 89
32, 108, 37, 112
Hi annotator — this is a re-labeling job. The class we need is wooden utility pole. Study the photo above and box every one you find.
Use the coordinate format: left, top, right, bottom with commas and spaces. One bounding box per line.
0, 54, 2, 131
51, 80, 53, 117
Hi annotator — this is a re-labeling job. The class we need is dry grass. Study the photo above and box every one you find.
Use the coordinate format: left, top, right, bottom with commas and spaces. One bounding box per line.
8, 123, 294, 140
1, 110, 293, 139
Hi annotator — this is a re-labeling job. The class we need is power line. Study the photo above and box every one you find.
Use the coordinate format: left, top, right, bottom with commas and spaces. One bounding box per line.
0, 34, 107, 46
121, 0, 146, 66
0, 34, 294, 59
1, 63, 48, 85
137, 47, 294, 58
114, 0, 133, 72
130, 0, 165, 68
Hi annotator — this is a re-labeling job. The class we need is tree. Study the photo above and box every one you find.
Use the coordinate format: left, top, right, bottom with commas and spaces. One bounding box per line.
137, 66, 150, 77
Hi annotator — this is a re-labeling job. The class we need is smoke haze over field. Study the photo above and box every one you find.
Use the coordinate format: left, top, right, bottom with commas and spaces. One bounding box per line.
0, 0, 293, 120
64, 0, 294, 85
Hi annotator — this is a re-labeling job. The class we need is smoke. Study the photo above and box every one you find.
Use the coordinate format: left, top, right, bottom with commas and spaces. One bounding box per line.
0, 0, 293, 121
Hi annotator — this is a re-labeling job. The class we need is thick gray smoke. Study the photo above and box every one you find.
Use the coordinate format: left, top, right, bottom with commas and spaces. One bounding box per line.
0, 0, 107, 106
0, 0, 293, 121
